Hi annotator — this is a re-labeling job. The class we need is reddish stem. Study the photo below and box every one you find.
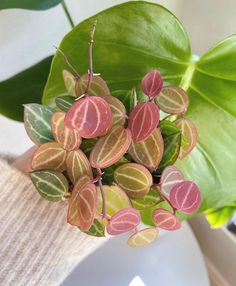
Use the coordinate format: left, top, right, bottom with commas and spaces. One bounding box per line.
86, 21, 97, 94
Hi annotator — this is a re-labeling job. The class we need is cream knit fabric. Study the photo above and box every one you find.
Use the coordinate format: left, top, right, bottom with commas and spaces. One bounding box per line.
0, 158, 107, 286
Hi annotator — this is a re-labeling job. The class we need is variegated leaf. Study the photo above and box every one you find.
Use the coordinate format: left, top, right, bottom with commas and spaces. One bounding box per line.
75, 74, 110, 98
175, 117, 198, 159
67, 175, 91, 226
114, 163, 153, 198
77, 182, 98, 231
66, 149, 93, 184
65, 96, 113, 138
31, 142, 67, 171
90, 125, 132, 169
141, 70, 163, 99
104, 95, 126, 125
128, 102, 160, 142
131, 185, 161, 210
154, 120, 181, 174
112, 90, 134, 113
55, 95, 75, 112
169, 181, 201, 214
128, 128, 164, 171
80, 138, 98, 156
84, 219, 105, 237
62, 69, 76, 97
127, 227, 158, 247
51, 112, 81, 151
24, 104, 54, 144
152, 208, 181, 230
155, 86, 189, 114
160, 166, 184, 199
30, 170, 68, 202
106, 207, 141, 235
97, 185, 131, 218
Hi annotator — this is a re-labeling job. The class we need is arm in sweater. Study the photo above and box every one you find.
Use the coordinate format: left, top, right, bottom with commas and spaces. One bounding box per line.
0, 157, 107, 286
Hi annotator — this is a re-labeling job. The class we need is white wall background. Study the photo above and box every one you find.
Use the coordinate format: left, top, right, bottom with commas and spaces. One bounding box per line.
0, 0, 236, 154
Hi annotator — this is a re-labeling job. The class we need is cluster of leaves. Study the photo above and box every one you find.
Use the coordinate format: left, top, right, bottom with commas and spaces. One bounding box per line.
25, 29, 201, 246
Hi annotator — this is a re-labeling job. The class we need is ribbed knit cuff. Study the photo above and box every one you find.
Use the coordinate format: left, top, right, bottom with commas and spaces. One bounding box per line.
0, 157, 107, 286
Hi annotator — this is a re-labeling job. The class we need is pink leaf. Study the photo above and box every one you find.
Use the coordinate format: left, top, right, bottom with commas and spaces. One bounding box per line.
169, 181, 201, 214
65, 96, 113, 138
141, 70, 163, 99
128, 102, 160, 142
106, 208, 141, 235
77, 182, 98, 231
152, 208, 181, 230
160, 166, 184, 199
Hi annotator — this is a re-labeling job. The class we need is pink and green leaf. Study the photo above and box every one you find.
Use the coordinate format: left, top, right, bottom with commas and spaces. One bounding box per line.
114, 163, 153, 198
128, 128, 164, 171
62, 69, 76, 97
90, 125, 132, 169
141, 70, 163, 99
127, 227, 158, 247
83, 219, 106, 237
51, 112, 81, 151
31, 142, 67, 171
155, 86, 189, 114
66, 149, 93, 184
104, 95, 126, 125
131, 185, 161, 210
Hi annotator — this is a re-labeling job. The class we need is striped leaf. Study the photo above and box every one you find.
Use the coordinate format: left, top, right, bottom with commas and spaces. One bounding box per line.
154, 121, 181, 174
97, 185, 131, 218
66, 150, 93, 184
155, 86, 189, 114
131, 185, 161, 210
141, 70, 163, 99
152, 208, 181, 230
67, 175, 91, 226
90, 125, 132, 169
114, 163, 153, 198
80, 138, 98, 156
102, 156, 130, 185
160, 166, 184, 199
31, 142, 67, 171
30, 170, 68, 202
112, 90, 134, 113
62, 69, 76, 97
169, 181, 201, 214
84, 219, 105, 237
106, 208, 141, 235
77, 182, 98, 231
51, 112, 81, 151
55, 95, 75, 112
128, 102, 160, 142
175, 117, 198, 159
65, 96, 113, 138
24, 104, 54, 144
104, 95, 126, 125
127, 227, 158, 247
128, 128, 164, 171
75, 74, 110, 98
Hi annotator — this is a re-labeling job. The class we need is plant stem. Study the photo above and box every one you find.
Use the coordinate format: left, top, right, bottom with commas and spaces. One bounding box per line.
61, 0, 75, 29
55, 46, 80, 76
86, 21, 97, 93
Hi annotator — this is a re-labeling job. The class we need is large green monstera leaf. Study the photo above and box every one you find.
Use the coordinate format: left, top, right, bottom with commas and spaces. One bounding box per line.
43, 1, 236, 214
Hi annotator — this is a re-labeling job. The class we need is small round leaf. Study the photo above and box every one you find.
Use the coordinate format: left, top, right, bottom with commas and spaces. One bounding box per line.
131, 185, 161, 210
141, 70, 163, 99
127, 228, 158, 247
152, 208, 181, 230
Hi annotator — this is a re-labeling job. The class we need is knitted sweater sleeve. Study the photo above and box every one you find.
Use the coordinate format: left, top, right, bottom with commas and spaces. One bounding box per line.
0, 157, 107, 286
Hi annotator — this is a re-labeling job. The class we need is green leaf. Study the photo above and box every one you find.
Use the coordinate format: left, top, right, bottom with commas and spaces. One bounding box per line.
55, 95, 75, 112
205, 203, 236, 228
131, 186, 161, 210
83, 219, 105, 237
43, 1, 236, 214
154, 121, 181, 174
0, 56, 52, 121
24, 104, 54, 144
112, 90, 134, 113
30, 170, 68, 202
43, 1, 190, 106
0, 0, 62, 10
